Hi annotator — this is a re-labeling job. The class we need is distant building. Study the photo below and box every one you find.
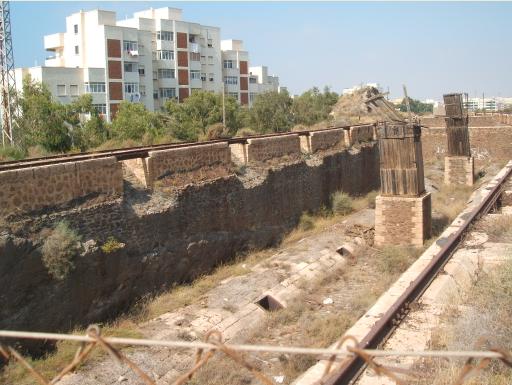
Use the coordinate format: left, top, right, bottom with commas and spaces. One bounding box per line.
464, 97, 498, 112
15, 7, 281, 121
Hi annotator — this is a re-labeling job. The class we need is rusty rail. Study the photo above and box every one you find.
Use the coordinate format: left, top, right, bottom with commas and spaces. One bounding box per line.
323, 163, 512, 385
0, 123, 375, 172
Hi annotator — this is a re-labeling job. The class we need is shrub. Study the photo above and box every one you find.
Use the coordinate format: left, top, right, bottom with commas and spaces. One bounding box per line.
0, 145, 26, 161
331, 191, 353, 215
41, 222, 81, 280
299, 213, 315, 231
101, 236, 124, 254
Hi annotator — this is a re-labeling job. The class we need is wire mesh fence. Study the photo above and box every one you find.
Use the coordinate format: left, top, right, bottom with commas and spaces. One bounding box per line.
0, 326, 511, 385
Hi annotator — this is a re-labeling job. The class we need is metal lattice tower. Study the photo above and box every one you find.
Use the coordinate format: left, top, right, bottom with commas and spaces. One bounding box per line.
0, 0, 17, 146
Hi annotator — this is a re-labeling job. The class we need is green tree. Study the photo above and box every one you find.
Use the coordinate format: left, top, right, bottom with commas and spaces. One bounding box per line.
398, 97, 434, 115
164, 91, 240, 140
110, 101, 163, 141
248, 90, 294, 133
292, 86, 339, 126
16, 75, 71, 152
71, 114, 108, 150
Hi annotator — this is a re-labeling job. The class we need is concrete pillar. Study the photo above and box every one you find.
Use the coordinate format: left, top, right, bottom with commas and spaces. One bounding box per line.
443, 93, 474, 186
374, 122, 432, 247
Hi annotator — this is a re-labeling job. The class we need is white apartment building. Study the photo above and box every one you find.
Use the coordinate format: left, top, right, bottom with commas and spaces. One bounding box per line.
15, 7, 280, 121
463, 97, 498, 112
219, 39, 280, 105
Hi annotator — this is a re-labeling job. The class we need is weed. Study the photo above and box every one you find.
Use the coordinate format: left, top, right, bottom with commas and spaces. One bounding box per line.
482, 215, 512, 242
298, 213, 315, 231
0, 145, 26, 161
376, 246, 421, 275
41, 221, 81, 280
420, 258, 512, 384
100, 236, 124, 254
331, 192, 353, 215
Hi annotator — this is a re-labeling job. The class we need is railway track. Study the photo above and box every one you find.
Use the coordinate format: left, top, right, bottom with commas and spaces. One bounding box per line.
0, 123, 374, 172
321, 161, 512, 385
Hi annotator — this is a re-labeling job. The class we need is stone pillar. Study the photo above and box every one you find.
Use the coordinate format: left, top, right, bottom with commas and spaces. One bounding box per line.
374, 122, 432, 247
443, 93, 474, 186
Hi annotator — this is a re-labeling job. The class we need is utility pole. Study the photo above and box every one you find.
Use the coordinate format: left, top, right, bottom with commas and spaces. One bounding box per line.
222, 82, 226, 128
0, 0, 18, 146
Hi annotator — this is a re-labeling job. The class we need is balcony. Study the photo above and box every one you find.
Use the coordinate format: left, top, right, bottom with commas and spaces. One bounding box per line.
44, 33, 64, 51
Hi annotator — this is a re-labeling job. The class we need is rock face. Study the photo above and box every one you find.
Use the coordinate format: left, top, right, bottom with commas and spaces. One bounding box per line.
0, 144, 379, 348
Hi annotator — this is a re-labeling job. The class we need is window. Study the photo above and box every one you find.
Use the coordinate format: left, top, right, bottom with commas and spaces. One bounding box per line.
224, 76, 238, 85
138, 65, 145, 76
200, 72, 207, 81
158, 68, 175, 79
190, 70, 201, 80
124, 62, 138, 72
249, 92, 257, 103
74, 45, 79, 55
157, 50, 174, 60
57, 84, 66, 96
123, 40, 138, 52
200, 55, 206, 64
208, 73, 214, 82
208, 56, 214, 65
228, 92, 238, 100
156, 31, 173, 41
124, 82, 139, 94
139, 85, 146, 96
190, 52, 200, 62
70, 85, 79, 96
152, 71, 158, 80
73, 24, 78, 34
84, 82, 106, 93
92, 104, 107, 115
159, 88, 176, 99
223, 60, 234, 69
207, 38, 213, 47
153, 91, 159, 100
249, 76, 257, 84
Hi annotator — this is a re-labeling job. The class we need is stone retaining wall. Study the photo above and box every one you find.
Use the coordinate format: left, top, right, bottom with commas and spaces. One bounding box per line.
422, 126, 512, 167
421, 115, 511, 128
310, 129, 345, 152
1, 144, 380, 338
147, 143, 231, 185
0, 157, 123, 217
347, 125, 375, 146
246, 135, 301, 162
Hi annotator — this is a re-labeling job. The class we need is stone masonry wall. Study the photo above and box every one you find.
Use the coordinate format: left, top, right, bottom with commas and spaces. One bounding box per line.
246, 135, 301, 162
422, 126, 512, 167
310, 129, 345, 152
421, 115, 504, 128
0, 144, 380, 339
147, 143, 231, 185
0, 157, 123, 217
347, 125, 375, 146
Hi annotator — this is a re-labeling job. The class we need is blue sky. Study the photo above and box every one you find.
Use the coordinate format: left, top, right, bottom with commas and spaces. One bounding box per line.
11, 1, 512, 100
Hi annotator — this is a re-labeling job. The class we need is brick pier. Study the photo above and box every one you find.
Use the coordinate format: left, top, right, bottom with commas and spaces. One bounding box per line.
374, 122, 432, 247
